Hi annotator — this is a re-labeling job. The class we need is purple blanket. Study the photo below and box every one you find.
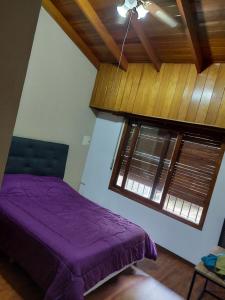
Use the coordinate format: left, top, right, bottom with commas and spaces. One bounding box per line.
0, 175, 157, 300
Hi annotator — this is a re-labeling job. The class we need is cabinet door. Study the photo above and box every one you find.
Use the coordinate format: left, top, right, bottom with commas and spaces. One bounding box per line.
132, 64, 158, 116
132, 64, 186, 119
120, 64, 144, 113
90, 64, 125, 111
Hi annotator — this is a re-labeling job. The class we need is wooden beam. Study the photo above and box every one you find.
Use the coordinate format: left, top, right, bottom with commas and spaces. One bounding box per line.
131, 15, 161, 72
176, 0, 204, 73
74, 0, 128, 71
42, 0, 100, 69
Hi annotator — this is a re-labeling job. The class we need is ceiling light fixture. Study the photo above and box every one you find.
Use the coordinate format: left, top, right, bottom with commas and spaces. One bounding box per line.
136, 4, 148, 19
117, 5, 129, 18
117, 0, 149, 20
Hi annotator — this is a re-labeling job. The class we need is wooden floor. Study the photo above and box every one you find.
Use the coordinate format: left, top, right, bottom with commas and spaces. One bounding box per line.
0, 247, 225, 300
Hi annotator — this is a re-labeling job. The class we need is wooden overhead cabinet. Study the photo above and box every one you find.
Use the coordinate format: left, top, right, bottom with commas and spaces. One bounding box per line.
90, 63, 225, 129
0, 0, 42, 184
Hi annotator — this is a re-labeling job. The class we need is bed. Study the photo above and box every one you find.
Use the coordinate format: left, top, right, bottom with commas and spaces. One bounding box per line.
0, 136, 157, 300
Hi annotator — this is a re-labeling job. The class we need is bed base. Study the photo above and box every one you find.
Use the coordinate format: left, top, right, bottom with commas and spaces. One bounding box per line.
84, 261, 140, 296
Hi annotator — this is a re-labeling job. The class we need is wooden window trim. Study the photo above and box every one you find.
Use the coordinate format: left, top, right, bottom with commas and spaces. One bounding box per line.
109, 118, 225, 230
158, 132, 183, 210
109, 185, 203, 230
198, 142, 225, 229
121, 124, 140, 189
109, 120, 130, 188
124, 114, 225, 137
149, 130, 172, 203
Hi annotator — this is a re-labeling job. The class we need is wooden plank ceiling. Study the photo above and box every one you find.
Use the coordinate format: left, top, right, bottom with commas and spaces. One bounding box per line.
45, 0, 225, 72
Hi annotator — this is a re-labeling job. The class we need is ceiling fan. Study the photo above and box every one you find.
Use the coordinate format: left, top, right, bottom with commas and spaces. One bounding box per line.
117, 0, 178, 28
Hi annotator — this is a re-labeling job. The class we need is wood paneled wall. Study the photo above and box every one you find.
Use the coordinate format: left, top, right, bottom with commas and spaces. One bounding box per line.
90, 63, 225, 128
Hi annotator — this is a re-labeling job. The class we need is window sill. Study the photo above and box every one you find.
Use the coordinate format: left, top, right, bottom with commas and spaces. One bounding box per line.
109, 184, 204, 230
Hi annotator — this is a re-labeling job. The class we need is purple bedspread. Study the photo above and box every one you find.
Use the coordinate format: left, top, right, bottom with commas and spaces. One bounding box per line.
0, 175, 157, 300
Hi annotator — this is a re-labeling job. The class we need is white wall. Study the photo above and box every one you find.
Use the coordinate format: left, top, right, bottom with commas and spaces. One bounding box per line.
80, 112, 225, 264
14, 8, 97, 189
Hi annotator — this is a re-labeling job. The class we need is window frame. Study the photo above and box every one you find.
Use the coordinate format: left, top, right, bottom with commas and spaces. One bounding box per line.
109, 117, 225, 230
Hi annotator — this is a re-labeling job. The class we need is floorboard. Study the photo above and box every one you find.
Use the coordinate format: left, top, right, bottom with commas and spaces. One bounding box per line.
0, 247, 225, 299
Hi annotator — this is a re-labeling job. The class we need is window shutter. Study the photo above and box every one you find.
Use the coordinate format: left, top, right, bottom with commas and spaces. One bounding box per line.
110, 118, 225, 228
168, 133, 223, 208
116, 123, 176, 203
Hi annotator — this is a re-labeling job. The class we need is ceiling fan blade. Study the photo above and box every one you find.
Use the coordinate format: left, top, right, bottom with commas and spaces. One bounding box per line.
144, 1, 178, 28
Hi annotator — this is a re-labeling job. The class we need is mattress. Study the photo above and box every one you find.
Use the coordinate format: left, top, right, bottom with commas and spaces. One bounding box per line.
0, 174, 157, 300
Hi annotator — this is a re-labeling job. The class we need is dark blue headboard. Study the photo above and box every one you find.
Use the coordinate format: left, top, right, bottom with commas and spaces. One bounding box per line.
5, 137, 69, 179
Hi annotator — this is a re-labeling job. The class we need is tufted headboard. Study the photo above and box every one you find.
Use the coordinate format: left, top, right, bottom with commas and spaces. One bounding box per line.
5, 136, 69, 179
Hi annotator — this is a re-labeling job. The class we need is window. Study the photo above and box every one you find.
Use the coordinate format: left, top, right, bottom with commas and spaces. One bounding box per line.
109, 119, 225, 229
